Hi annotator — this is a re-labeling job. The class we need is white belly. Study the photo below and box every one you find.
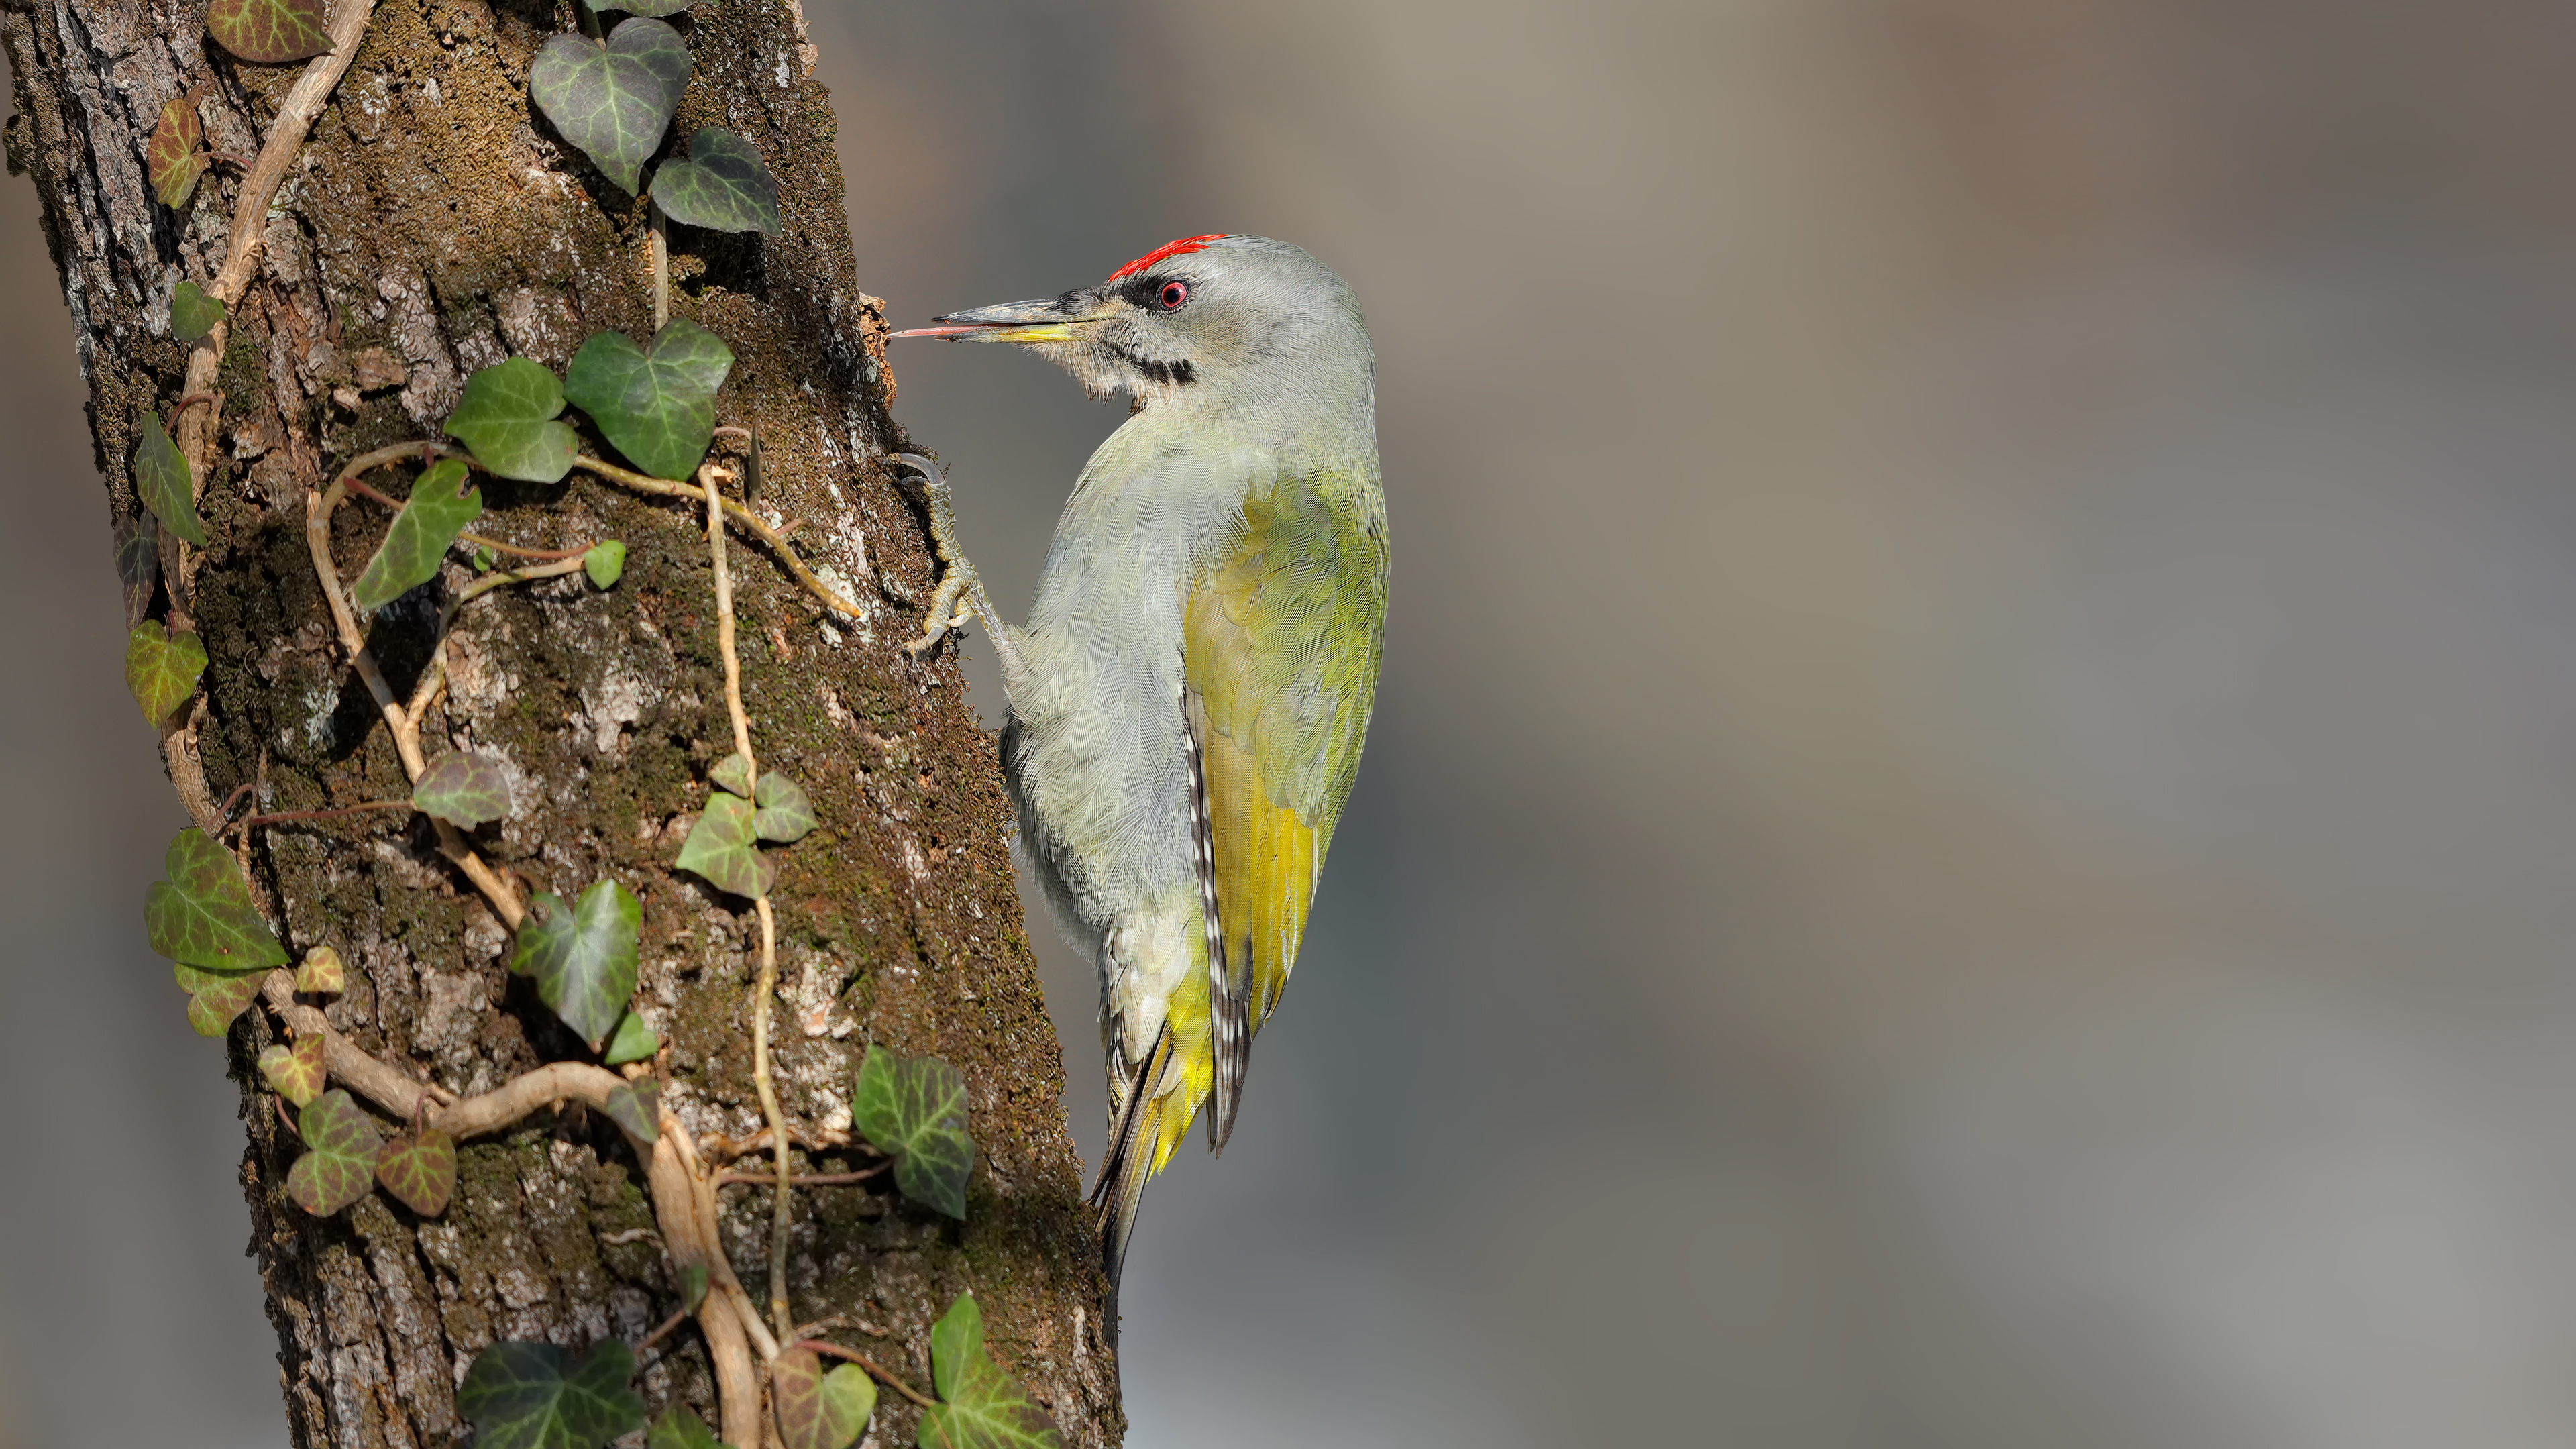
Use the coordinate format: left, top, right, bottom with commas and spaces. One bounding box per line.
1000, 423, 1274, 1066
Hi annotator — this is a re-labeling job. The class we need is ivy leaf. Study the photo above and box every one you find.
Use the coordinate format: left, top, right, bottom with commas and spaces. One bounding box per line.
257, 1034, 327, 1106
583, 539, 625, 589
170, 280, 225, 341
610, 1081, 658, 1136
648, 1406, 722, 1449
918, 1295, 1063, 1449
125, 620, 207, 724
458, 1340, 647, 1449
528, 18, 691, 195
563, 319, 735, 482
771, 1346, 875, 1449
651, 127, 782, 236
174, 960, 250, 994
286, 1089, 383, 1216
412, 749, 512, 827
376, 1127, 457, 1216
602, 1078, 659, 1144
133, 410, 204, 547
753, 771, 814, 843
508, 880, 641, 1048
146, 95, 203, 208
602, 1009, 658, 1066
297, 945, 347, 994
708, 752, 753, 798
674, 791, 771, 900
113, 509, 160, 627
186, 969, 266, 1037
146, 828, 290, 970
850, 1047, 973, 1219
352, 458, 483, 611
206, 0, 331, 62
678, 1263, 708, 1314
586, 0, 694, 17
445, 357, 578, 483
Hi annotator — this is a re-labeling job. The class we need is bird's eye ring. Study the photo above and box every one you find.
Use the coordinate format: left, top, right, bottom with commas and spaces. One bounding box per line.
1157, 280, 1189, 310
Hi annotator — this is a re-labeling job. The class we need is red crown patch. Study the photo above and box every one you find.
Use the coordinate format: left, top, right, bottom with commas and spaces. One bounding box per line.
1109, 234, 1228, 282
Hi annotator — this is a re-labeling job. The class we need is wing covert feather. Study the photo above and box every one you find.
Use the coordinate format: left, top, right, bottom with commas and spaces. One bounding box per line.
1183, 466, 1387, 1146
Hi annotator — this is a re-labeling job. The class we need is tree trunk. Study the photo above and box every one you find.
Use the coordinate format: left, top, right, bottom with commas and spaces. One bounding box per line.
0, 0, 1118, 1442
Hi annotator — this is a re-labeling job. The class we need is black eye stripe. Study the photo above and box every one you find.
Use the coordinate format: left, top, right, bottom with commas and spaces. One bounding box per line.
1118, 273, 1197, 308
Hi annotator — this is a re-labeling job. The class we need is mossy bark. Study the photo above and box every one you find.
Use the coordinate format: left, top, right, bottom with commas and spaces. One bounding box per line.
0, 0, 1120, 1442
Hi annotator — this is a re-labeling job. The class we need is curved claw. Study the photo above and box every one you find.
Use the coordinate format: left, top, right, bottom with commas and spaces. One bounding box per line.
892, 453, 968, 655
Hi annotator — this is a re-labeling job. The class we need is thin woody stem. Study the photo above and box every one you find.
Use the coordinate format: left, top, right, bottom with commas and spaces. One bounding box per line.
576, 453, 873, 610
713, 1161, 893, 1187
651, 207, 670, 331
637, 1305, 691, 1354
232, 798, 411, 832
339, 456, 588, 561
304, 470, 523, 927
705, 464, 796, 1346
790, 1340, 936, 1409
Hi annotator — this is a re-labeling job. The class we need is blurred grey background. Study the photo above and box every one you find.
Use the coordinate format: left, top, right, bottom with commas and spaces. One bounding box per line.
14, 0, 2576, 1444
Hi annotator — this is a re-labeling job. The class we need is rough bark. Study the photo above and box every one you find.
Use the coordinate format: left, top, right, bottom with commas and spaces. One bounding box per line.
0, 0, 1120, 1442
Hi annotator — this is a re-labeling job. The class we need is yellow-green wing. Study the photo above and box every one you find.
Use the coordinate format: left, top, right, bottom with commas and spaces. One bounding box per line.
1184, 464, 1388, 1151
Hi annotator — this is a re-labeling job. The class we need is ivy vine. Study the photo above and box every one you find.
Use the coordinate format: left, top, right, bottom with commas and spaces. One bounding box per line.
119, 0, 1059, 1442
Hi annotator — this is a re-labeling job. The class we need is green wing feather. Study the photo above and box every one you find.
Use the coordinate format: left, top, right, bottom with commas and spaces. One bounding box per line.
1183, 463, 1387, 1150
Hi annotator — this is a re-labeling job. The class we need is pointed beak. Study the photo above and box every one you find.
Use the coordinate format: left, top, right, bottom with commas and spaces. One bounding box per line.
892, 295, 1107, 344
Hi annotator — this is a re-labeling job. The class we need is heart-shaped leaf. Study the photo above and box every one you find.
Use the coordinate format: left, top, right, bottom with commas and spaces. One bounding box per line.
297, 945, 347, 994
207, 0, 330, 62
146, 828, 289, 970
352, 458, 482, 610
174, 961, 250, 994
170, 280, 226, 341
258, 1034, 327, 1106
125, 620, 207, 724
586, 0, 696, 17
413, 749, 512, 827
753, 771, 814, 843
602, 1078, 659, 1144
445, 357, 578, 483
146, 95, 204, 209
583, 539, 625, 588
708, 752, 753, 798
851, 1047, 973, 1219
508, 879, 641, 1048
919, 1295, 1062, 1449
113, 510, 160, 627
648, 1406, 722, 1449
771, 1347, 876, 1449
602, 1009, 658, 1066
458, 1339, 647, 1449
133, 410, 204, 547
564, 319, 734, 482
651, 127, 781, 236
376, 1127, 456, 1216
674, 791, 771, 899
286, 1089, 383, 1216
186, 969, 266, 1037
529, 18, 690, 195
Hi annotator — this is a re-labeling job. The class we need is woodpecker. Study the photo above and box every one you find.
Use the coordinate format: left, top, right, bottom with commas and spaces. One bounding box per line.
891, 235, 1387, 1342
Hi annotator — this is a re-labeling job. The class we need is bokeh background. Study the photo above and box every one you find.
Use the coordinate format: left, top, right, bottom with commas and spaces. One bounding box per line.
15, 1, 2576, 1443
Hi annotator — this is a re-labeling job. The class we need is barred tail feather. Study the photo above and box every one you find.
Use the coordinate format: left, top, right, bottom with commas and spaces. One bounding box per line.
1092, 1024, 1173, 1354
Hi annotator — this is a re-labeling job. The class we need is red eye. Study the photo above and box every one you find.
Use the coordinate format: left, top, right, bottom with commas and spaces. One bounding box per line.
1158, 280, 1189, 310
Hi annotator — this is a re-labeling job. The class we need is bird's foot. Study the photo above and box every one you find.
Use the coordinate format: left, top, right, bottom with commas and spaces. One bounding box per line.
892, 453, 986, 656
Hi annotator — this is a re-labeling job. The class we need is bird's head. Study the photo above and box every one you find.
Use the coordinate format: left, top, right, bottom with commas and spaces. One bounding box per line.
894, 234, 1371, 415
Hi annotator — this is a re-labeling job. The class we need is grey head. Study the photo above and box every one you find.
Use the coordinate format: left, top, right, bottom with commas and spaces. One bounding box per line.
893, 235, 1374, 423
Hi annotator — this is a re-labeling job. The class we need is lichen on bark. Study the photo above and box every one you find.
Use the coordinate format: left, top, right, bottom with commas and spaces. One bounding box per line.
0, 0, 1119, 1440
